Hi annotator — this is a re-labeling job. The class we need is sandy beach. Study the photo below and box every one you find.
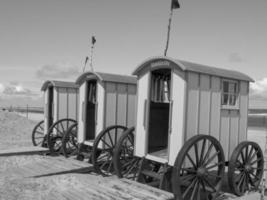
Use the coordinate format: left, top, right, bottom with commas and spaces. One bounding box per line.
0, 111, 266, 200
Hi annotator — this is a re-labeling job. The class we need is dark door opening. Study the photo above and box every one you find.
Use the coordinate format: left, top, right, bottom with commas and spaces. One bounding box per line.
85, 80, 97, 140
147, 69, 171, 159
48, 86, 54, 128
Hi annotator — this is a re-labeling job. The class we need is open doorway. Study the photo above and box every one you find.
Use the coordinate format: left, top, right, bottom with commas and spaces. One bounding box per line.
48, 86, 54, 128
147, 69, 171, 160
85, 80, 97, 140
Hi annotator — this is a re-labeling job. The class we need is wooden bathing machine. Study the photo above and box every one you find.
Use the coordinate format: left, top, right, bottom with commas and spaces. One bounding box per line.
41, 80, 79, 134
133, 56, 254, 166
75, 72, 137, 146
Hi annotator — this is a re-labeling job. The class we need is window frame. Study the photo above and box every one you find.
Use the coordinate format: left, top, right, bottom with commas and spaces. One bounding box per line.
221, 79, 240, 110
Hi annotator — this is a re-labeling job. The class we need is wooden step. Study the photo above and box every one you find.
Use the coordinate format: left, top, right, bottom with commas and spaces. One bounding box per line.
141, 169, 163, 180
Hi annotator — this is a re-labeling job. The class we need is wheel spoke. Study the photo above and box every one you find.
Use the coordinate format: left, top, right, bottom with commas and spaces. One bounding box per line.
186, 153, 197, 169
190, 179, 199, 200
100, 138, 112, 149
206, 161, 223, 170
203, 151, 220, 166
182, 178, 197, 198
250, 157, 262, 165
202, 143, 214, 165
53, 125, 64, 136
107, 131, 114, 148
248, 149, 259, 163
203, 177, 216, 192
59, 122, 65, 132
237, 173, 245, 191
181, 168, 196, 173
200, 138, 206, 165
194, 143, 199, 167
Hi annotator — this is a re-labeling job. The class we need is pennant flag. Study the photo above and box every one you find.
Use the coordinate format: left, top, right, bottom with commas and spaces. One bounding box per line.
85, 56, 89, 65
92, 36, 96, 45
171, 0, 180, 9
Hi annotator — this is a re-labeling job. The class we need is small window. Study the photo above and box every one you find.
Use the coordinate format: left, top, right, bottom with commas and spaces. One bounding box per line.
221, 80, 239, 108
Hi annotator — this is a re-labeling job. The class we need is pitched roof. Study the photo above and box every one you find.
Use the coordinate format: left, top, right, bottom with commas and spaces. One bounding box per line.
132, 56, 254, 82
41, 80, 78, 91
75, 71, 137, 85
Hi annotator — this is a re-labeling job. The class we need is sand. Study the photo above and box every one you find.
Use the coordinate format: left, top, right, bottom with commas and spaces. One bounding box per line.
0, 111, 38, 150
0, 111, 266, 200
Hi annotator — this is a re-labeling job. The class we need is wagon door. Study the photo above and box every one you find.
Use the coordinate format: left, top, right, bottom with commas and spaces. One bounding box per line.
85, 80, 97, 141
44, 86, 54, 133
147, 69, 172, 162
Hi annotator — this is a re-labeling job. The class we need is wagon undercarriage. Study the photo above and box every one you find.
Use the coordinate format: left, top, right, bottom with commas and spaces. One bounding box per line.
112, 127, 265, 200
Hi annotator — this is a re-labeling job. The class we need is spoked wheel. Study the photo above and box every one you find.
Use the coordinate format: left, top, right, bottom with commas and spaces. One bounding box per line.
92, 125, 128, 176
228, 141, 264, 196
113, 127, 140, 180
47, 118, 77, 154
62, 123, 78, 158
32, 120, 46, 147
172, 135, 225, 200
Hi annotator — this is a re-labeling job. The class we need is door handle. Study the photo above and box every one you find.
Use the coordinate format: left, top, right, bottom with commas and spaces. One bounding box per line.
143, 99, 147, 129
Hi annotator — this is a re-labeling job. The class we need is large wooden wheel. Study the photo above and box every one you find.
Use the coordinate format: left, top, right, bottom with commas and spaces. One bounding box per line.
172, 135, 225, 200
92, 125, 128, 176
62, 122, 78, 158
32, 120, 46, 147
113, 127, 140, 180
47, 118, 77, 154
228, 141, 264, 196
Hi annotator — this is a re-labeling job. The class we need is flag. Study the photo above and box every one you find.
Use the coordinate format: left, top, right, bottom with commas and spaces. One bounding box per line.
92, 36, 96, 45
171, 0, 180, 9
85, 56, 89, 65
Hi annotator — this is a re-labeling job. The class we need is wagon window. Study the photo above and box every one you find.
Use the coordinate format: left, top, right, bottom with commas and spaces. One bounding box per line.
150, 70, 171, 103
221, 80, 239, 107
87, 81, 97, 103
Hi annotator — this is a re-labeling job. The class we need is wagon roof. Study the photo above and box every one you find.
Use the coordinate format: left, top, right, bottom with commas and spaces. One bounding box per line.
75, 71, 137, 85
132, 56, 254, 82
41, 80, 79, 91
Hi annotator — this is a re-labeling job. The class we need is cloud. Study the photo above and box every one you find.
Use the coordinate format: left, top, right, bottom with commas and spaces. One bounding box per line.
0, 83, 39, 98
228, 52, 244, 63
250, 78, 267, 100
36, 62, 81, 79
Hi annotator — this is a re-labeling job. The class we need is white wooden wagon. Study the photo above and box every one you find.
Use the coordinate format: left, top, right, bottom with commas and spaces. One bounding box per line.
63, 71, 137, 175
32, 80, 79, 153
113, 56, 264, 199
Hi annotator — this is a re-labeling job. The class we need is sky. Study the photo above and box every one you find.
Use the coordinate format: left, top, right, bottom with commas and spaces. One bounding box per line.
0, 0, 267, 107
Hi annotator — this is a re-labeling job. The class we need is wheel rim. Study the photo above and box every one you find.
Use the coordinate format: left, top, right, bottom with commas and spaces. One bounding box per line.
172, 135, 225, 200
92, 125, 127, 176
32, 120, 45, 146
47, 118, 77, 154
62, 123, 78, 157
228, 141, 264, 196
113, 127, 140, 180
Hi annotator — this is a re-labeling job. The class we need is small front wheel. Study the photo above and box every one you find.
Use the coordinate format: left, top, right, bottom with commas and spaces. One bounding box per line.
113, 127, 140, 180
228, 141, 264, 196
172, 135, 225, 200
62, 122, 78, 157
92, 125, 127, 176
32, 120, 45, 146
47, 118, 77, 154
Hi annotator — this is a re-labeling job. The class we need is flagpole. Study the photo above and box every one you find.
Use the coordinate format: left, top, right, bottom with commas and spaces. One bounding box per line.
164, 5, 174, 56
90, 43, 95, 72
82, 56, 89, 72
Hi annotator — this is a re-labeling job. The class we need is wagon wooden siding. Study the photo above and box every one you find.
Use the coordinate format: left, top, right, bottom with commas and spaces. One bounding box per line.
184, 73, 250, 160
133, 56, 253, 165
41, 80, 79, 134
76, 72, 137, 144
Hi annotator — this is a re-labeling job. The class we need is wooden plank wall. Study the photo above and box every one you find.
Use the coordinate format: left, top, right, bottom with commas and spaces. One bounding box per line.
184, 72, 249, 160
134, 73, 149, 157
104, 82, 137, 129
78, 82, 86, 143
